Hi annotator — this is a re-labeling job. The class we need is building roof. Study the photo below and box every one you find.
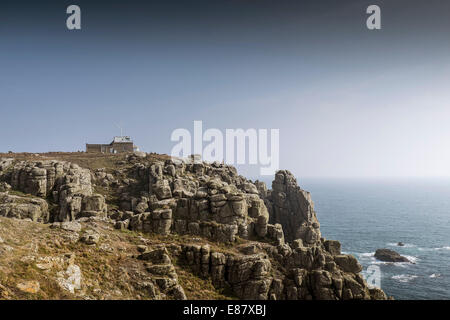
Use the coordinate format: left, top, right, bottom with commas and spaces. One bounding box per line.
112, 136, 133, 143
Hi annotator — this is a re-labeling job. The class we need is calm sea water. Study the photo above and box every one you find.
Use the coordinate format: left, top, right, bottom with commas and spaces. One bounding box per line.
260, 177, 450, 300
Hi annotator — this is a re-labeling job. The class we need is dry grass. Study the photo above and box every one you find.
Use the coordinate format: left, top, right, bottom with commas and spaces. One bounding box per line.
0, 152, 170, 172
175, 267, 236, 300
0, 217, 241, 300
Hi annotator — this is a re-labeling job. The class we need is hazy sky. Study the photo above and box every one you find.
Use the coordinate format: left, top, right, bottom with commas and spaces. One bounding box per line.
1, 0, 449, 178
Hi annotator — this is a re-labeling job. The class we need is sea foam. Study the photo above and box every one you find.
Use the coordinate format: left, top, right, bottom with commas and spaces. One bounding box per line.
392, 274, 418, 283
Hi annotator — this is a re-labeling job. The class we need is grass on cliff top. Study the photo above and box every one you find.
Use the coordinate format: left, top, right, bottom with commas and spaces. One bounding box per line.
0, 152, 171, 172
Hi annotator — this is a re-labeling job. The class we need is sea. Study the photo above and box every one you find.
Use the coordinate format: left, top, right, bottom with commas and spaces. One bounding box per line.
259, 177, 450, 300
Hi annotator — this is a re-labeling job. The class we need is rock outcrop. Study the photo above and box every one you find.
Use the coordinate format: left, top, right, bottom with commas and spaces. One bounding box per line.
374, 249, 411, 263
119, 159, 276, 244
0, 192, 49, 222
0, 158, 14, 172
137, 246, 187, 300
3, 160, 106, 222
0, 154, 388, 300
266, 170, 321, 244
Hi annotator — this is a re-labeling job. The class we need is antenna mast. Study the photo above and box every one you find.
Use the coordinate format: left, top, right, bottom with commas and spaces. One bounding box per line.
115, 123, 123, 137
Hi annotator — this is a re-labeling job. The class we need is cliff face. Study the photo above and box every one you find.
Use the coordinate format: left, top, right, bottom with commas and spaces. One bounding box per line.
268, 170, 321, 244
0, 153, 387, 300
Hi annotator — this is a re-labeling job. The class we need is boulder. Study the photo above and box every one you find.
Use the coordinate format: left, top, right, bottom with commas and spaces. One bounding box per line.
324, 240, 341, 256
0, 182, 11, 192
334, 254, 363, 273
0, 192, 49, 222
57, 264, 82, 294
51, 221, 82, 233
138, 247, 171, 264
0, 158, 14, 171
242, 182, 259, 194
80, 230, 100, 245
82, 194, 107, 213
374, 249, 411, 263
369, 287, 388, 300
153, 179, 172, 200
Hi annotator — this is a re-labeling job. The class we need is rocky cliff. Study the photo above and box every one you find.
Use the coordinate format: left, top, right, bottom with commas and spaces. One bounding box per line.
0, 152, 387, 300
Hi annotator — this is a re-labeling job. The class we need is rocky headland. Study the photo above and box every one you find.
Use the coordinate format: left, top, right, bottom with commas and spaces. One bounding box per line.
0, 152, 388, 300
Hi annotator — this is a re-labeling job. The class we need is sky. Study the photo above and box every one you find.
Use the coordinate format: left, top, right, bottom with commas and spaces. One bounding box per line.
0, 0, 450, 178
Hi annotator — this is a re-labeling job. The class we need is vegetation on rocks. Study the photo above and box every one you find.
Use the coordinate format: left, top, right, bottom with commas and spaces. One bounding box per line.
0, 152, 388, 300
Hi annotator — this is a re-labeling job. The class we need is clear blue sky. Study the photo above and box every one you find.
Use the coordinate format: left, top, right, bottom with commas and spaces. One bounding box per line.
1, 0, 449, 178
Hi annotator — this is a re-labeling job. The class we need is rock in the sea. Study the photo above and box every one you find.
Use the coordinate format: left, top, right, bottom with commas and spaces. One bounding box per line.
374, 249, 411, 263
397, 242, 405, 247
